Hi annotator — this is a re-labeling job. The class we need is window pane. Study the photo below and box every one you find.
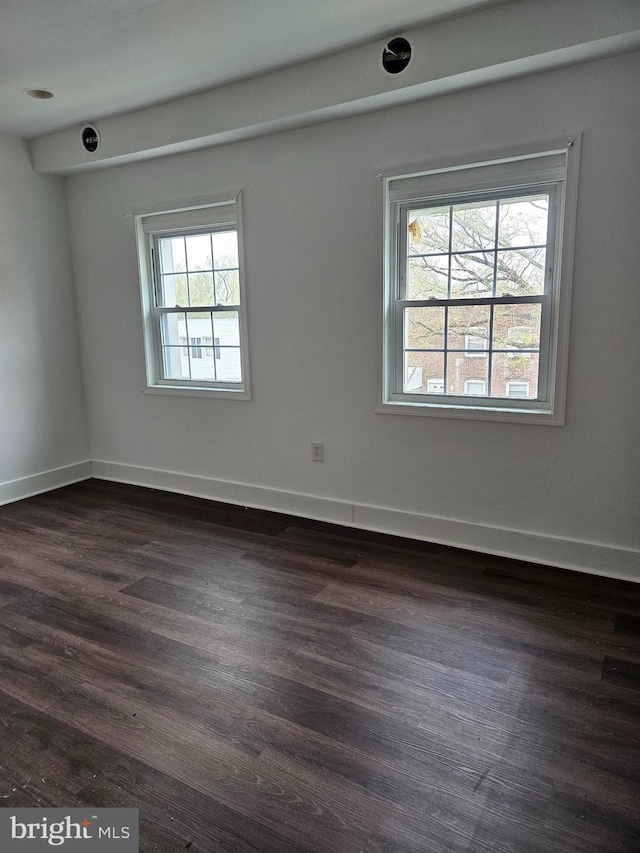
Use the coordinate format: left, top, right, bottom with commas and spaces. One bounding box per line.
447, 350, 488, 395
163, 346, 190, 380
407, 255, 448, 300
496, 247, 546, 296
451, 201, 496, 252
158, 237, 186, 275
163, 313, 221, 383
407, 208, 450, 256
492, 303, 541, 352
211, 230, 239, 270
161, 311, 185, 347
185, 234, 212, 271
492, 352, 539, 398
447, 304, 490, 350
185, 312, 214, 351
159, 274, 188, 307
405, 306, 445, 350
403, 352, 445, 394
216, 348, 242, 382
188, 272, 214, 306
498, 195, 548, 247
450, 252, 494, 298
212, 311, 240, 347
214, 269, 240, 306
189, 347, 216, 381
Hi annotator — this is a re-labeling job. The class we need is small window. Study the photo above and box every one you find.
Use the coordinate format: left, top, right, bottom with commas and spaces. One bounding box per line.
381, 139, 579, 424
136, 194, 250, 398
506, 381, 530, 398
465, 327, 488, 357
464, 380, 486, 396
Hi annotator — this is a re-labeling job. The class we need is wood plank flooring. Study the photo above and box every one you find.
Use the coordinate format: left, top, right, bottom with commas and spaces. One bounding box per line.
0, 479, 639, 852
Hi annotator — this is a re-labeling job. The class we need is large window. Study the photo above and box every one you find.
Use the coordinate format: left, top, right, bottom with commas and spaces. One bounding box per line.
136, 194, 250, 398
381, 140, 579, 423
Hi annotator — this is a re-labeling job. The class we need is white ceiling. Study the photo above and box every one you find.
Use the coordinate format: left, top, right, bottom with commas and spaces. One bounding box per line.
0, 0, 504, 139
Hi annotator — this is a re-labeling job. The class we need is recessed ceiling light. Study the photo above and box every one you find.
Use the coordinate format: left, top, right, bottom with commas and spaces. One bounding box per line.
22, 88, 55, 100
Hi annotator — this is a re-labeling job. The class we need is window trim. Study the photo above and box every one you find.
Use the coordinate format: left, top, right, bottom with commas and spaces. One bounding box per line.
135, 192, 251, 400
378, 136, 580, 425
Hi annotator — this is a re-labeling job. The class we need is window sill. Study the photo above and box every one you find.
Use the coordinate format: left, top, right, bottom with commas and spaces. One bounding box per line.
144, 384, 251, 400
376, 399, 564, 425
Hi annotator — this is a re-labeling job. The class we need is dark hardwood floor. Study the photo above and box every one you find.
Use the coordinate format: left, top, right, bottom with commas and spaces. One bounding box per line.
0, 479, 639, 852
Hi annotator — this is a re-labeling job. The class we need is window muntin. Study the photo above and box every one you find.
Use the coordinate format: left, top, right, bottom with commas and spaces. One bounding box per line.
398, 187, 552, 402
154, 229, 242, 384
136, 195, 250, 397
156, 230, 240, 309
383, 142, 579, 422
405, 194, 548, 301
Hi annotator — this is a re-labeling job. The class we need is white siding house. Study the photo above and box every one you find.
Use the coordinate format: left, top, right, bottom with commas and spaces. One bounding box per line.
175, 316, 241, 382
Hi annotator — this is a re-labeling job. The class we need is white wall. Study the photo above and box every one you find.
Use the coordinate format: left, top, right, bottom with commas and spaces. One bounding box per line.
0, 132, 90, 503
66, 52, 640, 579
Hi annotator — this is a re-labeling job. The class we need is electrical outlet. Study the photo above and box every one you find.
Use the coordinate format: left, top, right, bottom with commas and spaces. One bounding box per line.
311, 442, 324, 462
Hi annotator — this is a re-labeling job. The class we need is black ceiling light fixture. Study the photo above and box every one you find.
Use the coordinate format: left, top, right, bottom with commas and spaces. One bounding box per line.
80, 125, 101, 154
381, 37, 413, 75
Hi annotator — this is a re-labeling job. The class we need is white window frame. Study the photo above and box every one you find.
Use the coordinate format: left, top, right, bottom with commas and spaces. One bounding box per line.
379, 137, 580, 425
135, 193, 251, 399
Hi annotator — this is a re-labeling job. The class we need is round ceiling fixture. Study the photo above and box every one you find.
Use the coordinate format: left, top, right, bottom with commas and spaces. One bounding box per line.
381, 37, 412, 75
23, 88, 55, 99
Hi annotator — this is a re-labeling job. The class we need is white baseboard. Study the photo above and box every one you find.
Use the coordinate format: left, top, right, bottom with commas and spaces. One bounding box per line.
0, 460, 92, 507
91, 459, 354, 525
91, 460, 640, 583
3, 459, 635, 582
